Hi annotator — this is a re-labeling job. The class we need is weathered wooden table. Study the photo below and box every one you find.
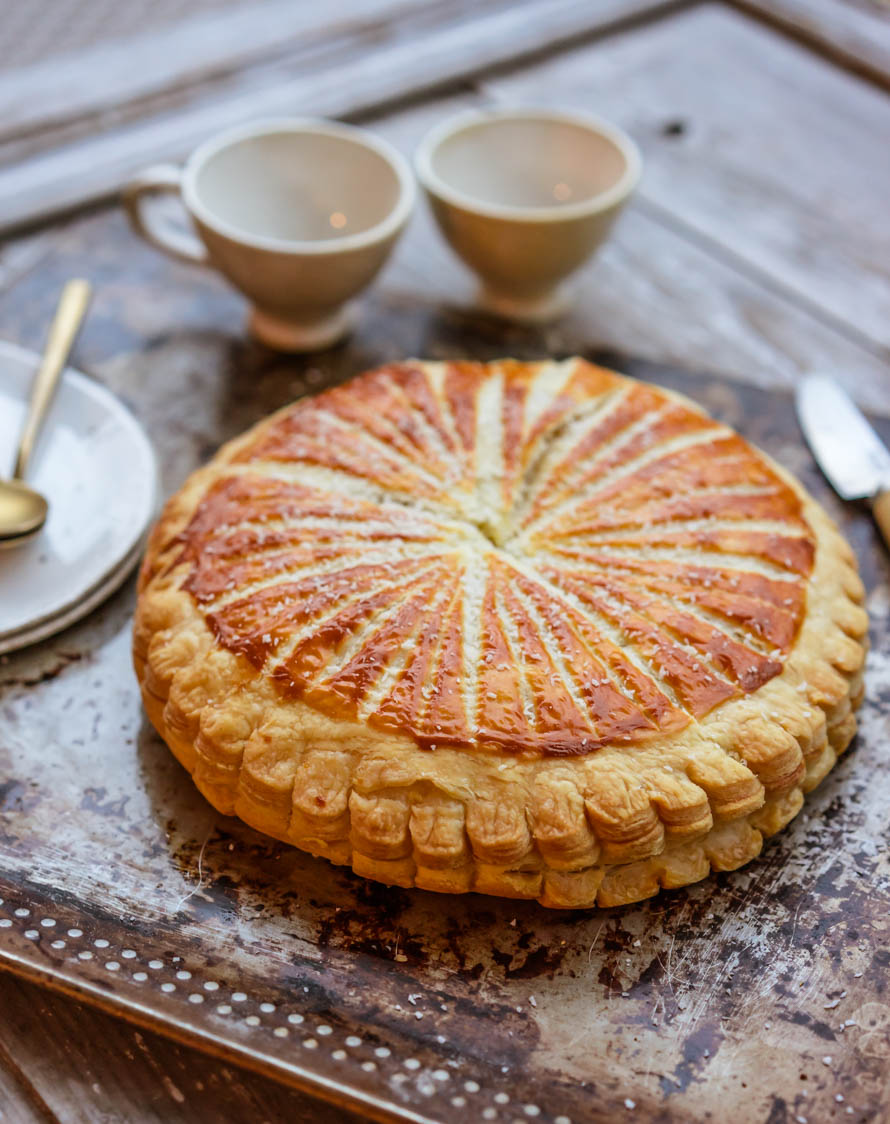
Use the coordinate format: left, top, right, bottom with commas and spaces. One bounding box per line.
1, 1, 889, 1121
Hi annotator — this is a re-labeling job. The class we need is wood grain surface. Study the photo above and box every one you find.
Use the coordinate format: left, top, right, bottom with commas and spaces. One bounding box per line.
0, 0, 450, 139
0, 0, 682, 234
735, 0, 890, 87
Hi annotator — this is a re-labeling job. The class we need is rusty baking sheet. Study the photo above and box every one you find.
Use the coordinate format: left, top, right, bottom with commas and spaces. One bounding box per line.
1, 355, 888, 1124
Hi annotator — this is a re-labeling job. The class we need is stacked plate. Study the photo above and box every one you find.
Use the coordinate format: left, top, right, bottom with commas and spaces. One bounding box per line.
0, 341, 157, 654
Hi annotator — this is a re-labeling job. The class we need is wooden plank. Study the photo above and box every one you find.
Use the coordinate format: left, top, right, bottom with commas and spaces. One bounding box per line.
0, 1042, 55, 1124
0, 0, 685, 236
0, 0, 461, 142
0, 232, 54, 296
482, 3, 890, 355
0, 972, 364, 1124
732, 0, 890, 87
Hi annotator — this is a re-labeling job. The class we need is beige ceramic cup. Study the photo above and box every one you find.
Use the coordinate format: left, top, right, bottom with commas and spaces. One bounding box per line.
123, 118, 414, 351
415, 107, 641, 322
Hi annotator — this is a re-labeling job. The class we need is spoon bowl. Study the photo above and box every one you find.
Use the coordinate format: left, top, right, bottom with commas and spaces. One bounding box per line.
0, 479, 48, 547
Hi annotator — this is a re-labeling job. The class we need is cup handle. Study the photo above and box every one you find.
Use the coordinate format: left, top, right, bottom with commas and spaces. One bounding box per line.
122, 165, 209, 266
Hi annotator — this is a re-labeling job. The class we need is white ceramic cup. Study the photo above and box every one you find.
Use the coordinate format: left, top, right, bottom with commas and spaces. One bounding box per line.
123, 118, 415, 351
415, 107, 641, 322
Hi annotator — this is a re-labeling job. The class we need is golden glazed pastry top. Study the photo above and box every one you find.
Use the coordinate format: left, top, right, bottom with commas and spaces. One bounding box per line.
172, 360, 811, 755
135, 359, 866, 909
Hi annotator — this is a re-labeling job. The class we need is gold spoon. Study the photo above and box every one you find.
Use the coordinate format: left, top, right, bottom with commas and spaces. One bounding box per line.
0, 279, 92, 548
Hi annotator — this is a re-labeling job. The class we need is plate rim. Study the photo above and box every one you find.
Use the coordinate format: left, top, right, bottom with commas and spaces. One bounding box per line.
0, 535, 145, 655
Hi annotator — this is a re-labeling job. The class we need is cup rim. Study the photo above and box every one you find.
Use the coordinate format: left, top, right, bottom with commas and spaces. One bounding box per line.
181, 117, 416, 255
414, 107, 642, 223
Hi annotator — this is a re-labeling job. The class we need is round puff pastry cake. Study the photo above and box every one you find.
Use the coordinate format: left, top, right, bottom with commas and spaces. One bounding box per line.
134, 358, 867, 908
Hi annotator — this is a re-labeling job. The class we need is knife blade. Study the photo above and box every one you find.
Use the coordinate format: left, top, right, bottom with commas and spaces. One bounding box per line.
796, 373, 890, 550
796, 375, 890, 500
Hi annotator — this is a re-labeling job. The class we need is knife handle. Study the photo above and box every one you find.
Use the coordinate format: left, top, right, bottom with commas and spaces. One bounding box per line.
873, 490, 890, 551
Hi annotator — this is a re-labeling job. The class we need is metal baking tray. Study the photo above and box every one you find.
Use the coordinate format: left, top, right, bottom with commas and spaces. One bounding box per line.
1, 358, 888, 1123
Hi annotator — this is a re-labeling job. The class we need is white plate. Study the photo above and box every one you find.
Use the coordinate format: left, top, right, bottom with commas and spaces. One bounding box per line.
0, 341, 157, 638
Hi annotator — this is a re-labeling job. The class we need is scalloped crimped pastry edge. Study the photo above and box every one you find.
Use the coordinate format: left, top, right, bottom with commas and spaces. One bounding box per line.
133, 363, 868, 910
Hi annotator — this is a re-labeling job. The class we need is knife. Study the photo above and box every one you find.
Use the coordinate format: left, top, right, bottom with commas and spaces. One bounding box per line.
796, 374, 890, 550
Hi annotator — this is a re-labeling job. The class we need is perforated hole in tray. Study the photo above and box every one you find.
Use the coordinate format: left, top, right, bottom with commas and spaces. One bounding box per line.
0, 893, 573, 1123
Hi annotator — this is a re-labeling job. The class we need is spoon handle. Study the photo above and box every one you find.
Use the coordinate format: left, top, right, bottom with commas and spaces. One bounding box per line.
13, 279, 92, 481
